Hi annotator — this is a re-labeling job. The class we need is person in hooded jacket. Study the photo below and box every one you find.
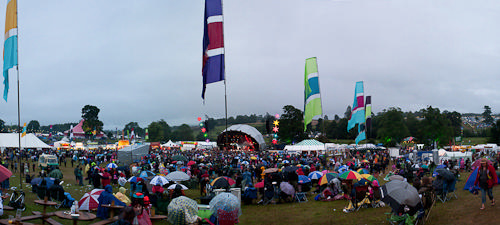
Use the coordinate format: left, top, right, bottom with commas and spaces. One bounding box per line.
96, 185, 126, 219
474, 158, 498, 210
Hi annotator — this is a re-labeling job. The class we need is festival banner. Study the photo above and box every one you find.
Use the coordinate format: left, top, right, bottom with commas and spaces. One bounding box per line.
304, 57, 322, 131
3, 0, 17, 101
202, 0, 225, 99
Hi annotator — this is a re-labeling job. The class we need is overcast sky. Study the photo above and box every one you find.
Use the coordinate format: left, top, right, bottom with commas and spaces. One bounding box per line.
1, 0, 499, 130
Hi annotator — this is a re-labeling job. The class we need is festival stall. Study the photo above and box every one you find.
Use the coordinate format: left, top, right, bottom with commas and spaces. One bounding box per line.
117, 144, 150, 165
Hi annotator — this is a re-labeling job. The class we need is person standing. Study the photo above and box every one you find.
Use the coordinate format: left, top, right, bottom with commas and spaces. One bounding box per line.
475, 158, 498, 210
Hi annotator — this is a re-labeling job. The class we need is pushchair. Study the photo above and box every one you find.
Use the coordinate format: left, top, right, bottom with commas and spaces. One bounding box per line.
8, 190, 26, 211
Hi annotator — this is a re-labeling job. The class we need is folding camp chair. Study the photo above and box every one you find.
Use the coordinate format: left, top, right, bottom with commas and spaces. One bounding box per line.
295, 192, 308, 203
433, 178, 447, 203
446, 179, 458, 201
354, 185, 371, 211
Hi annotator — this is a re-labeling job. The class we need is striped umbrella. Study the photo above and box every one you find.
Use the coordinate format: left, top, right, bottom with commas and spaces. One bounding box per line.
339, 170, 363, 180
308, 171, 323, 180
78, 189, 104, 211
106, 163, 118, 169
318, 173, 339, 186
361, 174, 378, 182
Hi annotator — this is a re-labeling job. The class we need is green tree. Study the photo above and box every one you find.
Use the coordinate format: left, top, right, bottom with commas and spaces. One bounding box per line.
81, 105, 103, 137
488, 120, 500, 144
344, 106, 351, 119
124, 122, 145, 138
0, 119, 4, 132
483, 105, 494, 126
147, 120, 171, 142
27, 120, 40, 132
278, 105, 306, 144
443, 111, 462, 137
418, 106, 453, 146
171, 124, 194, 141
404, 112, 420, 137
376, 108, 410, 146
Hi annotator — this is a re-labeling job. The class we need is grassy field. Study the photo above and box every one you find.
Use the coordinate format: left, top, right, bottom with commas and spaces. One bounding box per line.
2, 160, 500, 225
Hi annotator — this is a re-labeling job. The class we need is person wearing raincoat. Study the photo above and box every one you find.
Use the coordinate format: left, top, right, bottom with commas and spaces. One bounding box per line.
474, 159, 498, 210
96, 185, 126, 219
114, 187, 131, 205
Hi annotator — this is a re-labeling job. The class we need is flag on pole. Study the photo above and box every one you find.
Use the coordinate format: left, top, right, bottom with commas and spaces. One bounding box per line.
365, 96, 372, 130
347, 81, 366, 144
21, 122, 26, 137
145, 128, 149, 141
3, 0, 18, 101
202, 0, 225, 100
304, 57, 322, 131
69, 125, 74, 140
48, 125, 53, 138
130, 128, 135, 140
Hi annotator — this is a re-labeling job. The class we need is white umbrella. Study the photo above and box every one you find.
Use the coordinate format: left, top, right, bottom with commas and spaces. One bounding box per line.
166, 171, 190, 182
118, 177, 127, 186
106, 163, 118, 169
150, 175, 169, 186
168, 183, 188, 190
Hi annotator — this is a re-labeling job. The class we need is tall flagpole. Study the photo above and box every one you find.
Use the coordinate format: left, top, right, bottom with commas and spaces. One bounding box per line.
221, 0, 228, 150
15, 0, 22, 189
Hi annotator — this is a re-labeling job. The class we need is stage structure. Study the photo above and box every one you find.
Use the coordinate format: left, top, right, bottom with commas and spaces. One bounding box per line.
217, 124, 266, 151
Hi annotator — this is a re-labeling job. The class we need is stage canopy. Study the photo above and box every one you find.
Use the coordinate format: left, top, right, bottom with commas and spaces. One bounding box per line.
217, 124, 266, 151
284, 139, 325, 152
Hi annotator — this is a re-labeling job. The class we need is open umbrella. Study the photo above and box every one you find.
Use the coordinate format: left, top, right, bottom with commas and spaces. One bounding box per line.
241, 161, 249, 165
280, 182, 295, 196
172, 155, 188, 162
78, 189, 104, 211
168, 183, 189, 190
30, 177, 43, 186
168, 196, 199, 225
339, 170, 363, 180
318, 173, 339, 186
128, 176, 139, 183
337, 165, 349, 173
150, 175, 169, 186
118, 177, 127, 186
298, 175, 311, 184
139, 170, 155, 178
209, 193, 242, 219
435, 169, 455, 181
0, 165, 12, 183
361, 174, 377, 182
282, 166, 298, 173
308, 171, 323, 180
389, 175, 405, 181
211, 177, 236, 189
264, 168, 279, 174
381, 180, 422, 215
357, 168, 370, 174
187, 161, 196, 166
106, 163, 117, 169
166, 171, 190, 182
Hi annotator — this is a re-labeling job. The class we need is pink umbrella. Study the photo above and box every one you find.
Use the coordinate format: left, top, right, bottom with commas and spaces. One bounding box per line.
78, 189, 104, 211
0, 165, 12, 183
322, 170, 328, 175
187, 161, 196, 166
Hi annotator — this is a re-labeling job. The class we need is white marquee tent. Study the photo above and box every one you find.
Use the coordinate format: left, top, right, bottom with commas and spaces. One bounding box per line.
284, 139, 325, 153
0, 133, 52, 151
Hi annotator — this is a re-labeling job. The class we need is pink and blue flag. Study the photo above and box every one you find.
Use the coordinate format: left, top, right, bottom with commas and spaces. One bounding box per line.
347, 81, 366, 144
202, 0, 225, 100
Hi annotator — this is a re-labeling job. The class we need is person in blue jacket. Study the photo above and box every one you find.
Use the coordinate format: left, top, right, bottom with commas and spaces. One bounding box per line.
96, 185, 126, 219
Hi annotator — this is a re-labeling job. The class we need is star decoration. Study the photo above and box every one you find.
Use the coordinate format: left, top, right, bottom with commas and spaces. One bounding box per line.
272, 139, 278, 145
273, 126, 279, 132
201, 128, 206, 133
273, 120, 279, 126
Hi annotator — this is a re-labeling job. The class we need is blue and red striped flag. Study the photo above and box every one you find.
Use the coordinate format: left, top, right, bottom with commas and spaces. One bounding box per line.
202, 0, 225, 100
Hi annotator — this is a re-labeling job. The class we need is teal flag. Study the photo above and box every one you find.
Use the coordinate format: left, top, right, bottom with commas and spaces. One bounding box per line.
304, 57, 322, 131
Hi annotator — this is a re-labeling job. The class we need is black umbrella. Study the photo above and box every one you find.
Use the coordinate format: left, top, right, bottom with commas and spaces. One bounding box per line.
381, 180, 422, 215
282, 166, 298, 173
172, 155, 188, 162
435, 169, 455, 182
211, 178, 231, 189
